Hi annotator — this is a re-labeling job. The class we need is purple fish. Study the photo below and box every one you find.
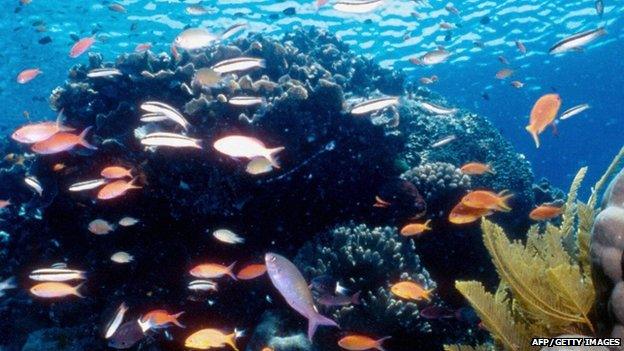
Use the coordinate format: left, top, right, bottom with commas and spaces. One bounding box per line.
265, 252, 339, 339
317, 291, 361, 307
108, 320, 145, 349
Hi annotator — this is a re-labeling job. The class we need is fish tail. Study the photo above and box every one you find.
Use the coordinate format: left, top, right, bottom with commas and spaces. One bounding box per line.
78, 127, 98, 150
375, 336, 392, 351
497, 191, 514, 212
193, 139, 203, 149
487, 164, 496, 175
267, 146, 285, 169
257, 59, 267, 69
307, 313, 338, 340
227, 262, 238, 280
424, 219, 432, 230
171, 311, 186, 328
0, 276, 16, 290
128, 177, 143, 190
227, 332, 240, 351
74, 282, 86, 298
525, 125, 540, 148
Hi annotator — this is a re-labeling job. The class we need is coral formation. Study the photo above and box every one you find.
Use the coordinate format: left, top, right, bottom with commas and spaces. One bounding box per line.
590, 147, 624, 339
455, 166, 601, 351
401, 161, 471, 211
295, 223, 483, 349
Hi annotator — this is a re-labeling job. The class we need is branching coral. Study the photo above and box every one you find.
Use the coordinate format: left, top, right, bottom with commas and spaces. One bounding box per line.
454, 164, 600, 351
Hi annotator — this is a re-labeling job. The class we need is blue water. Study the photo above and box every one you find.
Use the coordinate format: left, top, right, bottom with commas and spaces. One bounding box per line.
2, 0, 622, 196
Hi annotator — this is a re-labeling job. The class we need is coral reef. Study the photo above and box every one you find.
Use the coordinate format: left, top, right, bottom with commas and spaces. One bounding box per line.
396, 97, 535, 233
455, 166, 600, 351
246, 310, 315, 351
295, 223, 483, 350
590, 147, 624, 340
401, 161, 471, 211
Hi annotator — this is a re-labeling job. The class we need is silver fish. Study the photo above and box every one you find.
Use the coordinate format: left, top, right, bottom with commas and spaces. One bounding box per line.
560, 104, 590, 120
24, 176, 43, 196
419, 101, 457, 115
431, 135, 457, 148
140, 132, 202, 149
549, 28, 606, 54
350, 97, 399, 115
87, 68, 122, 78
211, 57, 266, 74
29, 268, 86, 282
220, 23, 247, 40
139, 113, 169, 123
140, 101, 190, 130
187, 279, 218, 292
228, 96, 265, 107
212, 229, 245, 244
174, 28, 217, 50
265, 253, 338, 340
105, 302, 128, 339
68, 178, 108, 192
333, 0, 384, 13
411, 48, 450, 65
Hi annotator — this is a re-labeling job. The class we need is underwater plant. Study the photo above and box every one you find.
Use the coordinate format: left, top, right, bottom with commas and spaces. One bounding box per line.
452, 155, 619, 350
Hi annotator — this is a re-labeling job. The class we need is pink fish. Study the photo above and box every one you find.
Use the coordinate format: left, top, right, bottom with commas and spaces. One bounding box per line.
70, 36, 96, 58
213, 135, 284, 168
12, 110, 74, 144
265, 253, 338, 340
31, 127, 97, 154
135, 43, 152, 53
316, 0, 329, 8
16, 68, 42, 84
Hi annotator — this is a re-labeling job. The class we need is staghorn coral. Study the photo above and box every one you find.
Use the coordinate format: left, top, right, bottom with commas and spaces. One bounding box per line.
401, 161, 471, 210
455, 166, 600, 351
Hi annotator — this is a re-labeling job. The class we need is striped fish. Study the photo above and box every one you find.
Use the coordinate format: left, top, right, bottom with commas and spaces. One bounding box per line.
228, 96, 265, 107
140, 132, 202, 149
29, 268, 86, 282
69, 178, 108, 192
419, 101, 457, 115
24, 176, 43, 196
220, 23, 247, 40
350, 97, 399, 115
549, 28, 606, 54
140, 113, 169, 123
211, 57, 265, 74
560, 103, 590, 120
333, 0, 384, 13
188, 279, 218, 292
140, 101, 190, 130
87, 68, 122, 78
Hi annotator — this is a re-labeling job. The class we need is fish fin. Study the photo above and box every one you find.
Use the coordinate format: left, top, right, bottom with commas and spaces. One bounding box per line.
351, 291, 361, 305
307, 313, 339, 340
227, 332, 240, 351
78, 127, 98, 150
409, 57, 423, 65
171, 311, 186, 328
375, 336, 392, 351
128, 177, 142, 190
497, 192, 514, 212
424, 219, 432, 230
0, 276, 16, 290
74, 282, 86, 298
267, 147, 285, 169
257, 59, 267, 69
227, 262, 238, 280
525, 125, 540, 148
487, 165, 496, 175
55, 109, 74, 132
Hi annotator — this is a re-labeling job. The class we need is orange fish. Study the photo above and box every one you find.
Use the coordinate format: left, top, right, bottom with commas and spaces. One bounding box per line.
262, 348, 273, 351
526, 93, 562, 148
529, 204, 563, 221
460, 162, 494, 175
70, 36, 96, 58
30, 282, 84, 298
400, 220, 432, 237
135, 43, 152, 53
140, 310, 185, 329
448, 203, 492, 224
101, 166, 132, 179
373, 196, 391, 208
31, 127, 97, 154
338, 335, 391, 351
0, 200, 11, 209
236, 264, 267, 280
53, 163, 66, 172
12, 111, 73, 144
390, 281, 432, 301
495, 68, 513, 79
97, 178, 141, 200
461, 190, 513, 212
190, 262, 237, 280
17, 68, 42, 84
